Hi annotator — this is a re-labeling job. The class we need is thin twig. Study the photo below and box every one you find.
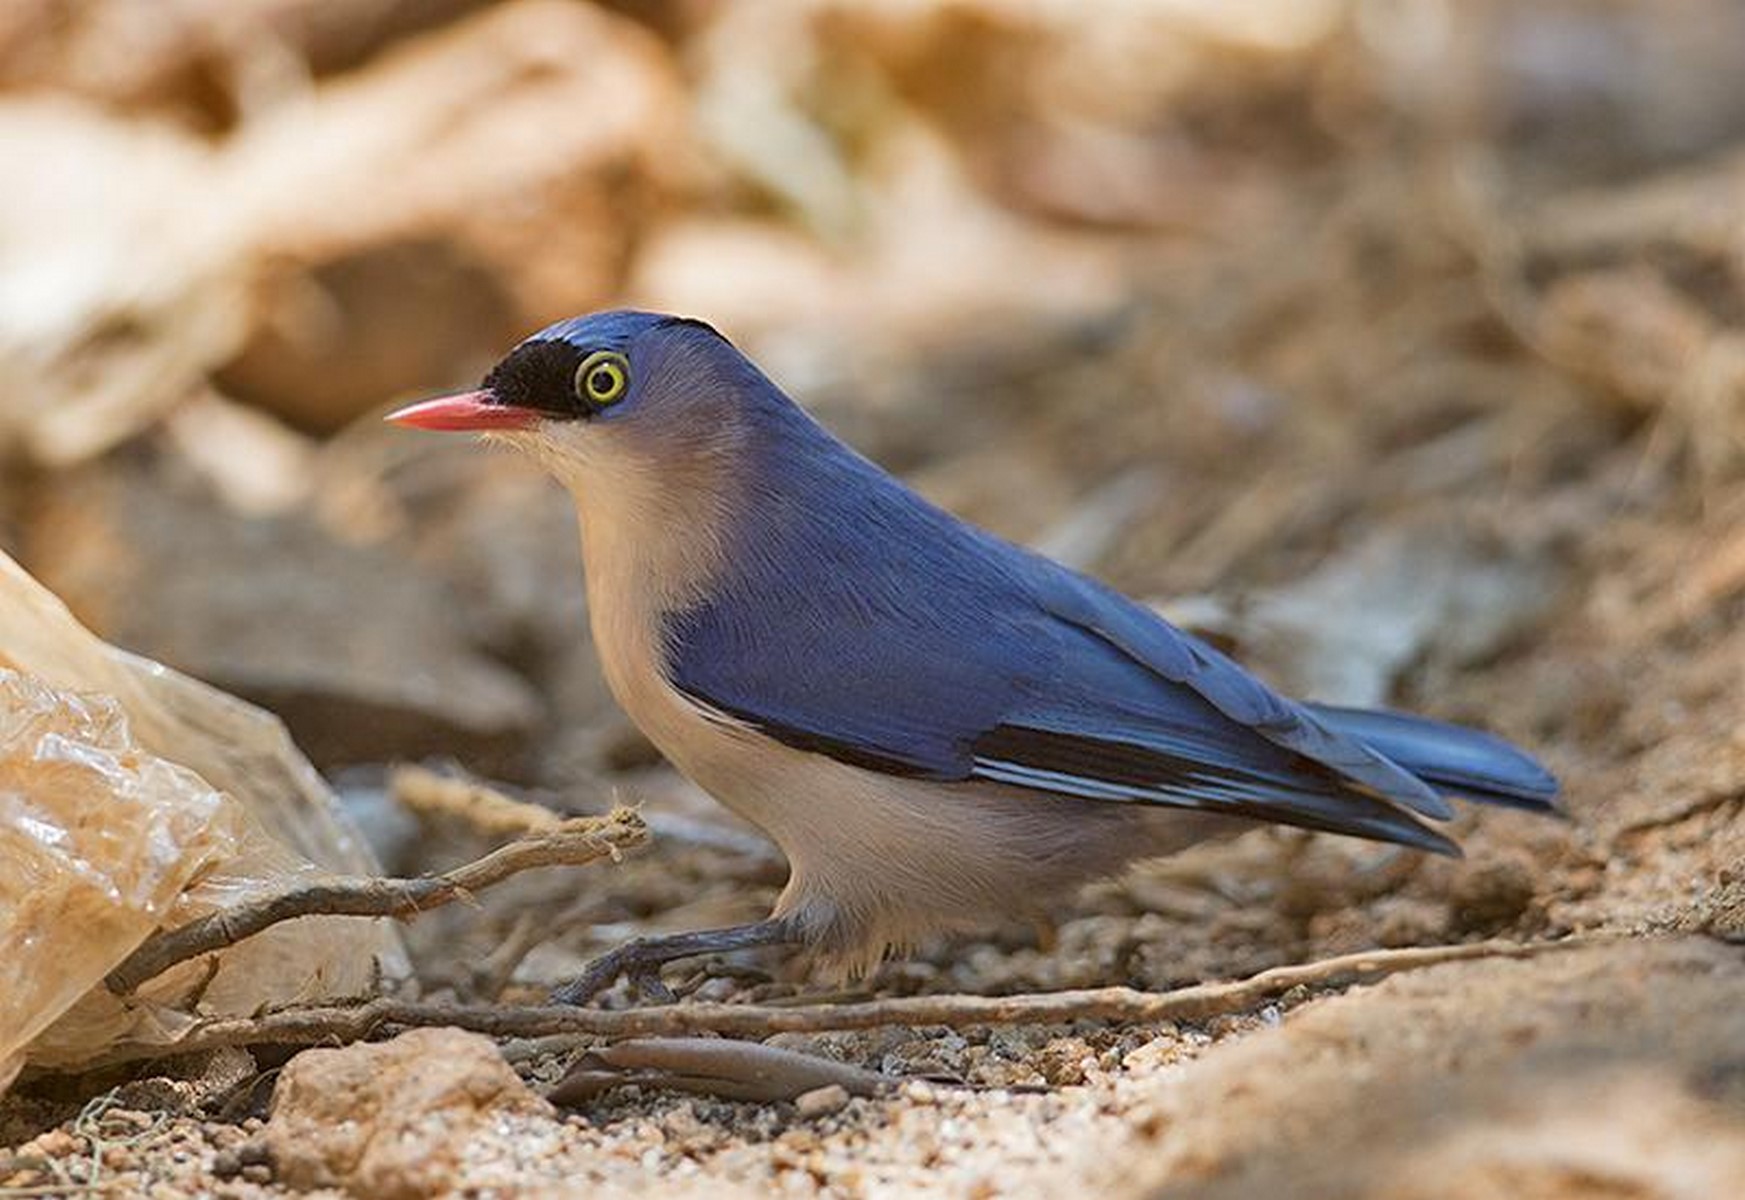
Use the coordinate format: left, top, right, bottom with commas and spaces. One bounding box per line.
389, 764, 563, 835
401, 763, 783, 865
472, 910, 549, 1001
89, 936, 1590, 1068
104, 808, 648, 996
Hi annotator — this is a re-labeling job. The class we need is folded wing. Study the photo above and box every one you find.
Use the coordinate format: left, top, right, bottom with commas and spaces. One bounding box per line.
661, 522, 1506, 854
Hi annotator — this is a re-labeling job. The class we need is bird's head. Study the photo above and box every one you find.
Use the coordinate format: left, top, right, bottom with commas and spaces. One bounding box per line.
386, 309, 764, 485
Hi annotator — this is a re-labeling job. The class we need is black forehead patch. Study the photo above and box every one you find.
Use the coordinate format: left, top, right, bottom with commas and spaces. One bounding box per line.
483, 339, 588, 419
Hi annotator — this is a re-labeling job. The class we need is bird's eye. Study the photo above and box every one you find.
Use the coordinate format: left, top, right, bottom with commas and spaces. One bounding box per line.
574, 351, 630, 408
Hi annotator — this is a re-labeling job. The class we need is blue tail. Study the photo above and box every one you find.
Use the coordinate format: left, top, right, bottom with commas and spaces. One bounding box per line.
1306, 704, 1560, 814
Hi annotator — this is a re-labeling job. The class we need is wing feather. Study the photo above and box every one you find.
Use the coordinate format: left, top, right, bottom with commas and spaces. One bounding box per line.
1039, 573, 1453, 819
664, 534, 1455, 851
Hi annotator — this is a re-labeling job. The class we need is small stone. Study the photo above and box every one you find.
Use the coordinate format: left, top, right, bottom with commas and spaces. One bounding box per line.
793, 1084, 850, 1118
901, 1081, 939, 1105
27, 1129, 78, 1158
263, 1027, 551, 1200
105, 1108, 155, 1131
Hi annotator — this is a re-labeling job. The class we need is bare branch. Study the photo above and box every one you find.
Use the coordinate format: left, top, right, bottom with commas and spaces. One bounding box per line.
91, 935, 1591, 1068
104, 808, 648, 996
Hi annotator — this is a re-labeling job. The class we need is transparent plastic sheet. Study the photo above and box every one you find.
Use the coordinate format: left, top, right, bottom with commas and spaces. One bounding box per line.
0, 552, 381, 873
0, 552, 403, 1090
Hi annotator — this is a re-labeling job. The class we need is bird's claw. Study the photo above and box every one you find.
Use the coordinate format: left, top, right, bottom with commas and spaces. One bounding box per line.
625, 966, 677, 1005
549, 942, 677, 1007
548, 965, 611, 1007
549, 920, 796, 1007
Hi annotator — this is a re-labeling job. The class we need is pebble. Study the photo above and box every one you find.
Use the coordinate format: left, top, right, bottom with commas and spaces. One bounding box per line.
795, 1084, 851, 1118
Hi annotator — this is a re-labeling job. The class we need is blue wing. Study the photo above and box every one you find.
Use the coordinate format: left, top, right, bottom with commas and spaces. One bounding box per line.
656, 455, 1508, 853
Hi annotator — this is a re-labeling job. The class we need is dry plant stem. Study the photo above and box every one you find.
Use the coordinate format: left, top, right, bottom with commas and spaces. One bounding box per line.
104, 809, 647, 996
389, 763, 563, 835
549, 1037, 896, 1105
473, 910, 550, 1001
92, 936, 1593, 1068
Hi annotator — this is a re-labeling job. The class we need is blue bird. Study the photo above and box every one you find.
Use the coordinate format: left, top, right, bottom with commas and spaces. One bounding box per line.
387, 310, 1560, 1002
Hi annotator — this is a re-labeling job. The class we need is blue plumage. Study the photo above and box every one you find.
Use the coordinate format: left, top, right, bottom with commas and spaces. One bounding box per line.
642, 319, 1557, 856
391, 308, 1563, 998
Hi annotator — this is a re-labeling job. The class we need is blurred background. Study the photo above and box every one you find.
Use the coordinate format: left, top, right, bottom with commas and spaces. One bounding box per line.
3, 0, 1745, 1193
2, 0, 1743, 984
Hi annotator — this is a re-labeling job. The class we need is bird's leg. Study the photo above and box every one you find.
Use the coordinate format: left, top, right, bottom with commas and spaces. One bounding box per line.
551, 918, 799, 1006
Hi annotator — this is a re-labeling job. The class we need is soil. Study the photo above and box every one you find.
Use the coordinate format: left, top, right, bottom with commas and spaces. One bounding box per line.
3, 2, 1744, 1197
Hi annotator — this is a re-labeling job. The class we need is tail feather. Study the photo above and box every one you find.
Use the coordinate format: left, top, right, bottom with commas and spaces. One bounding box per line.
1306, 704, 1560, 813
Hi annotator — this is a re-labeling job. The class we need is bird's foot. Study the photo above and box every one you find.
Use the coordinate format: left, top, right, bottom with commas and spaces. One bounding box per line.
550, 942, 678, 1005
550, 918, 797, 1007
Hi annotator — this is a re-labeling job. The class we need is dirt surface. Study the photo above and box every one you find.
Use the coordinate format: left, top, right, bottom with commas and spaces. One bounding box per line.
3, 2, 1745, 1197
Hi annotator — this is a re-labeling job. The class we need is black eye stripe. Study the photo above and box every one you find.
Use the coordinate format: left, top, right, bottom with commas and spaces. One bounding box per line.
482, 339, 586, 418
479, 340, 631, 420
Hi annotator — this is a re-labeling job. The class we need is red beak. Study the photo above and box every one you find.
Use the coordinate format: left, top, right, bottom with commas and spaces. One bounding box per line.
383, 390, 539, 432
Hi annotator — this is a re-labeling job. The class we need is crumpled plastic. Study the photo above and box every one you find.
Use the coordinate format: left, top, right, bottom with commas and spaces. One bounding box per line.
0, 551, 402, 1091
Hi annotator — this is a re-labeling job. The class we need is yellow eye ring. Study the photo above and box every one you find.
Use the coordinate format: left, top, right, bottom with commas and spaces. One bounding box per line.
575, 351, 630, 408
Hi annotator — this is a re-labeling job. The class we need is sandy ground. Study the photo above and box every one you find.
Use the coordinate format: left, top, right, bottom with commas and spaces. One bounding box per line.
3, 2, 1745, 1197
